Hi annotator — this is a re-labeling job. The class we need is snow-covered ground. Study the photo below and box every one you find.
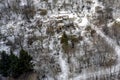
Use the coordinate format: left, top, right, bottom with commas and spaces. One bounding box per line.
0, 0, 120, 80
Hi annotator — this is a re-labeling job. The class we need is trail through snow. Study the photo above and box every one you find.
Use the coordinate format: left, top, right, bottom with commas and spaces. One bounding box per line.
59, 51, 69, 80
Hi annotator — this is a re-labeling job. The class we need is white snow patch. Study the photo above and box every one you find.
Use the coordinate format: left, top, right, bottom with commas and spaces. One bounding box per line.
116, 18, 120, 22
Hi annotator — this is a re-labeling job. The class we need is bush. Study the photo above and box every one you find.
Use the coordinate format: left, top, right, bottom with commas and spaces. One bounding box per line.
60, 32, 69, 53
61, 32, 81, 52
46, 26, 54, 35
39, 9, 48, 16
22, 6, 36, 20
85, 25, 91, 31
70, 35, 79, 43
0, 49, 33, 78
60, 32, 68, 45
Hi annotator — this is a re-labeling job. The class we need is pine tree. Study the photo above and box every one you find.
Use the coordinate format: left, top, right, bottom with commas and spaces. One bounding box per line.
9, 51, 19, 78
18, 49, 33, 73
0, 51, 10, 77
0, 50, 34, 78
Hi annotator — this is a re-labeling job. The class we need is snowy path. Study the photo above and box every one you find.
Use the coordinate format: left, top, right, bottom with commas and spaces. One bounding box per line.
59, 51, 69, 80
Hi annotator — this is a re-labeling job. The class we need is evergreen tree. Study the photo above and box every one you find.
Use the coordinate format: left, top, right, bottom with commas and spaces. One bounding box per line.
9, 51, 19, 78
18, 49, 33, 73
0, 51, 10, 77
0, 50, 33, 78
60, 32, 70, 53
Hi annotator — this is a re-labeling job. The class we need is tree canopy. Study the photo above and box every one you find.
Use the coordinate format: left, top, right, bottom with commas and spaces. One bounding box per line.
0, 49, 33, 78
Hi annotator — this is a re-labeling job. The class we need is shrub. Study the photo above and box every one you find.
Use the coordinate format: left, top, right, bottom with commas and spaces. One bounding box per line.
22, 6, 36, 20
113, 21, 120, 27
62, 44, 70, 53
39, 9, 48, 16
91, 29, 96, 37
85, 25, 91, 31
60, 32, 68, 45
46, 26, 54, 35
60, 32, 69, 53
70, 35, 79, 43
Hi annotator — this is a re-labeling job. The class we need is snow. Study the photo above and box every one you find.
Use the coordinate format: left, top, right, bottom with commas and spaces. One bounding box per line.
0, 43, 10, 53
0, 0, 120, 80
107, 21, 114, 27
69, 0, 120, 79
93, 26, 120, 57
72, 32, 120, 79
116, 18, 120, 22
20, 0, 27, 6
59, 51, 69, 80
77, 15, 89, 27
